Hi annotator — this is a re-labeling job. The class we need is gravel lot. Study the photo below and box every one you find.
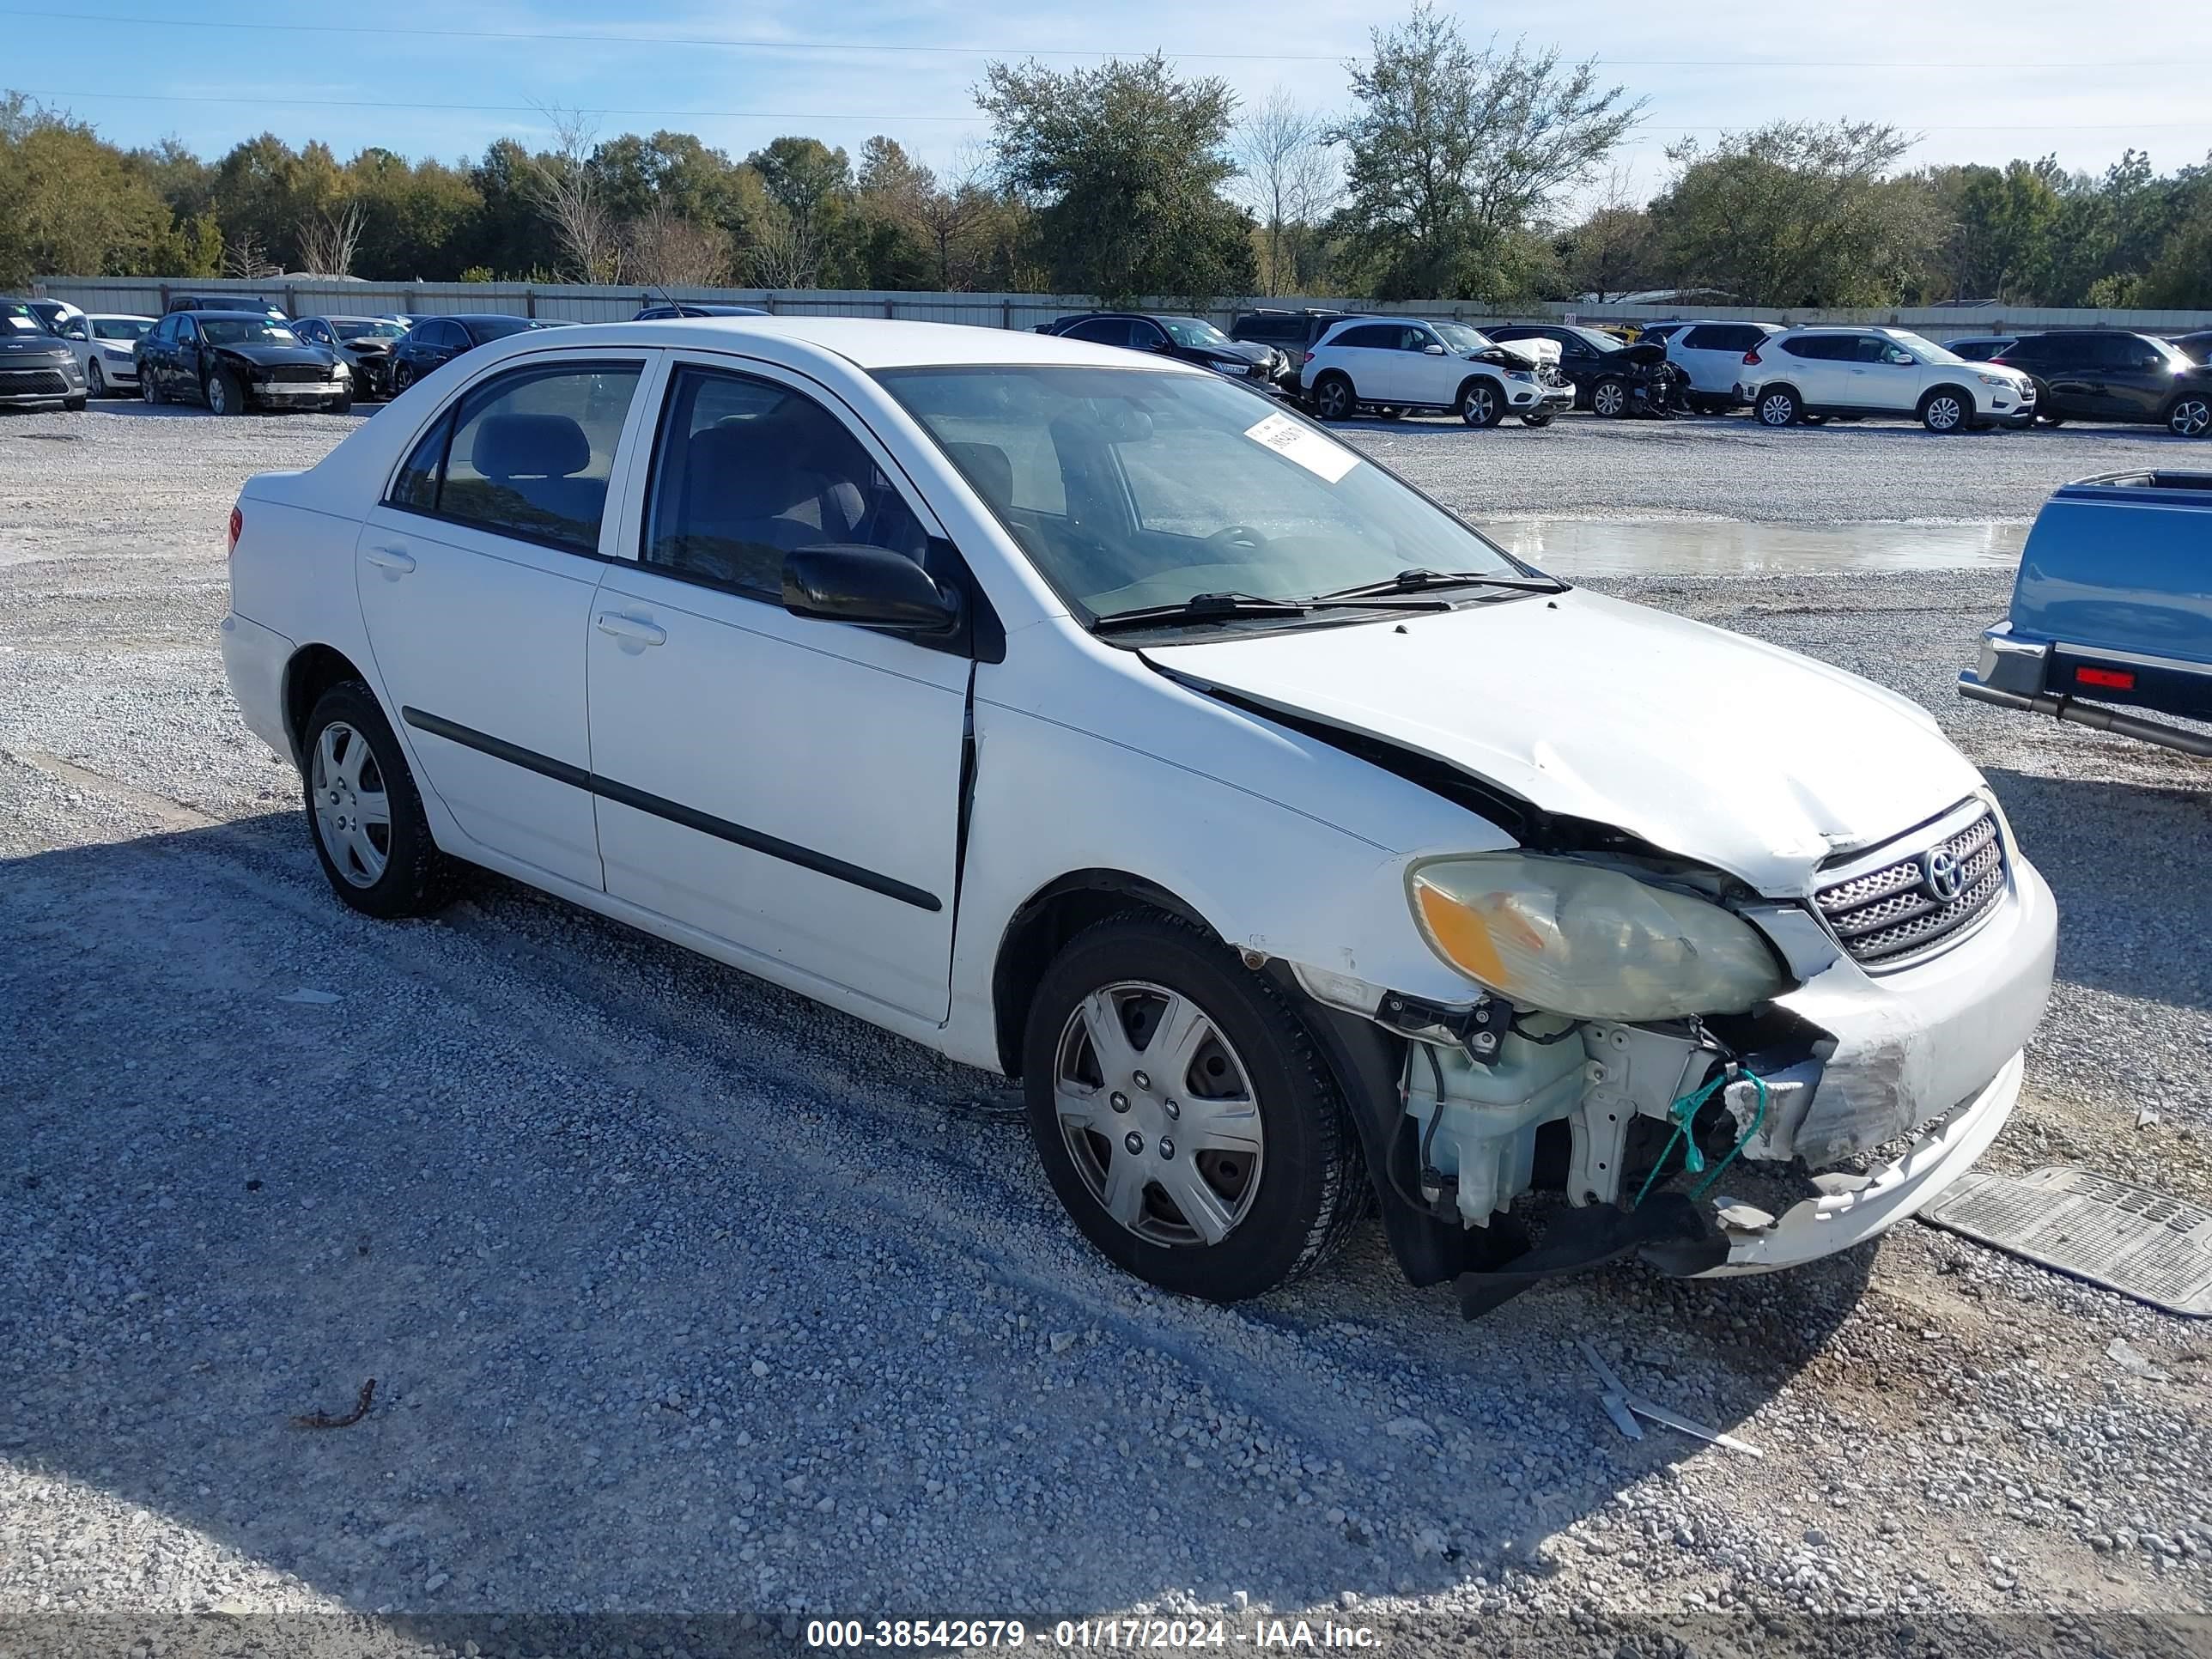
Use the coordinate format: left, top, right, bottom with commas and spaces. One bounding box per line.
4, 405, 2211, 1656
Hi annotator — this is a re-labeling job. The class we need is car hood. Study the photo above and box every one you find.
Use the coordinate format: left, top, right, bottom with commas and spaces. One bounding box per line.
1195, 341, 1273, 368
1141, 588, 1984, 896
0, 333, 71, 360
212, 343, 336, 368
1489, 338, 1559, 368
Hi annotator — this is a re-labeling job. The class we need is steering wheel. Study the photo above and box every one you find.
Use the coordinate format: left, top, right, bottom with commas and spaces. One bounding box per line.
1206, 525, 1271, 556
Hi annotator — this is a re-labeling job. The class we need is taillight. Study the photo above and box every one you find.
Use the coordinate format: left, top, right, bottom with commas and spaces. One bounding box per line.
228, 504, 242, 556
1741, 348, 1762, 365
1303, 350, 1316, 364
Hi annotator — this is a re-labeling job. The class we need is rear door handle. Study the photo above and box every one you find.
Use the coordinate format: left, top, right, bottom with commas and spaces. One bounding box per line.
363, 544, 416, 575
595, 611, 667, 647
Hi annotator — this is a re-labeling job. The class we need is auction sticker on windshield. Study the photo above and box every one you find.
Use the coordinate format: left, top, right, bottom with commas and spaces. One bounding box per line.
1244, 411, 1360, 483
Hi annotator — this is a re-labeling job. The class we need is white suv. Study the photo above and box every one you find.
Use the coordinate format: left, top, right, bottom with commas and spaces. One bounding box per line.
1304, 317, 1573, 428
1662, 320, 1779, 413
1741, 326, 2037, 432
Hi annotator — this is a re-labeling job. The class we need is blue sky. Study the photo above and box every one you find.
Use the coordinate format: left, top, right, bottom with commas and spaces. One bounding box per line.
14, 0, 2212, 207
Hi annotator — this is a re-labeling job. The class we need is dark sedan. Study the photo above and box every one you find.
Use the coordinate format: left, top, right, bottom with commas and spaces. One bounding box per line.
1036, 312, 1287, 392
1486, 323, 1686, 416
387, 314, 571, 393
291, 315, 410, 398
1, 300, 89, 411
136, 311, 352, 415
1992, 331, 2212, 436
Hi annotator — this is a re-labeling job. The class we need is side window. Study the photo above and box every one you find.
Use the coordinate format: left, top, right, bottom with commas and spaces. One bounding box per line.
1068, 318, 1133, 349
177, 318, 198, 343
641, 365, 929, 600
1333, 325, 1388, 349
1851, 336, 1891, 363
394, 362, 641, 553
1397, 326, 1436, 351
1127, 320, 1168, 350
2087, 336, 2135, 368
1781, 336, 1832, 360
1680, 326, 1723, 351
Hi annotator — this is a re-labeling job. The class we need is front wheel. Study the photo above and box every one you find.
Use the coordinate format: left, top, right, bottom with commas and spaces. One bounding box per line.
142, 371, 163, 406
2167, 395, 2211, 438
391, 361, 416, 396
206, 369, 244, 416
1458, 379, 1504, 428
1920, 388, 1970, 433
1023, 913, 1364, 1302
301, 681, 459, 919
1310, 374, 1354, 422
1590, 377, 1629, 418
87, 360, 107, 398
1755, 386, 1800, 427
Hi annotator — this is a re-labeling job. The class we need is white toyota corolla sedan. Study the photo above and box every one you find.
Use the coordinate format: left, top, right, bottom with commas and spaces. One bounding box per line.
220, 317, 2055, 1316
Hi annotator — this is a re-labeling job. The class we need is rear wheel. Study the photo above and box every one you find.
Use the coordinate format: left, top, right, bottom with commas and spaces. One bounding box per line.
1920, 386, 1970, 433
1755, 386, 1801, 428
1310, 374, 1354, 422
1590, 377, 1630, 418
2167, 395, 2211, 438
301, 681, 459, 919
1458, 378, 1504, 428
1023, 913, 1364, 1302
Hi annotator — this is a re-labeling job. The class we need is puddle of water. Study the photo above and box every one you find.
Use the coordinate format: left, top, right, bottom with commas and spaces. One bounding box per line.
1477, 518, 2027, 577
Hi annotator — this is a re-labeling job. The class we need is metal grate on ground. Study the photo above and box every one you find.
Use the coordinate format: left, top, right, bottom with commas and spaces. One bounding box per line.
1920, 1165, 2212, 1317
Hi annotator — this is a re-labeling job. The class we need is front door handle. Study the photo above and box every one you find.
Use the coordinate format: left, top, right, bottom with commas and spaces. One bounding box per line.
363, 544, 416, 575
595, 611, 667, 647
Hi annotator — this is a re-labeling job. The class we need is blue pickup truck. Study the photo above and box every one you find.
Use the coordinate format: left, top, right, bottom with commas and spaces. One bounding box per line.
1960, 470, 2212, 757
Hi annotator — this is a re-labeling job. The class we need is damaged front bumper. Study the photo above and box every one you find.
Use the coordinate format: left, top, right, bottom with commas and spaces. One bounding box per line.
1696, 1048, 2021, 1274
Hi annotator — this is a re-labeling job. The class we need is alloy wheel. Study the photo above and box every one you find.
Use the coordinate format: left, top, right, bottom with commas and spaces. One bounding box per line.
1315, 380, 1349, 421
1759, 392, 1796, 427
311, 720, 392, 888
2172, 398, 2211, 438
1593, 380, 1626, 417
1925, 394, 1964, 431
1462, 384, 1496, 425
208, 376, 231, 416
87, 361, 106, 398
1053, 981, 1265, 1249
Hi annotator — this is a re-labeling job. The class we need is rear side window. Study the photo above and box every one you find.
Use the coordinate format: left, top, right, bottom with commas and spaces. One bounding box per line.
387, 361, 641, 553
1781, 335, 1846, 361
641, 365, 928, 600
1332, 325, 1397, 349
1066, 318, 1134, 349
1685, 324, 1766, 353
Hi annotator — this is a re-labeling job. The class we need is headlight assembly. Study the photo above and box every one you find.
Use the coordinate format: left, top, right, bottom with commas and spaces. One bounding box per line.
1407, 854, 1788, 1021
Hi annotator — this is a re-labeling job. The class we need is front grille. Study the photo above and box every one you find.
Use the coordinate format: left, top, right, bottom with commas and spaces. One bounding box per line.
1814, 809, 2008, 967
264, 364, 333, 384
0, 367, 69, 394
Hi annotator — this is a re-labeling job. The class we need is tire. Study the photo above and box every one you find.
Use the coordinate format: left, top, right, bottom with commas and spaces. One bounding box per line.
1590, 377, 1630, 418
63, 395, 87, 413
206, 368, 245, 417
301, 681, 459, 920
1022, 911, 1365, 1302
1310, 374, 1353, 422
1755, 386, 1801, 428
86, 360, 106, 398
142, 371, 163, 406
1920, 386, 1971, 433
2166, 395, 2211, 439
392, 361, 417, 395
1458, 378, 1504, 428
1520, 410, 1555, 428
324, 392, 354, 416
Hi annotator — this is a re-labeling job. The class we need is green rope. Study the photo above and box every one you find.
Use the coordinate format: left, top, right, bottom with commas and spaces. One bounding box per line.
1630, 1066, 1769, 1209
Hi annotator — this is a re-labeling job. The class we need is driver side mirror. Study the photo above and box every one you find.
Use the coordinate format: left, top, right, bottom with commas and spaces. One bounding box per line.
1884, 349, 1915, 366
783, 544, 963, 636
1421, 342, 1446, 356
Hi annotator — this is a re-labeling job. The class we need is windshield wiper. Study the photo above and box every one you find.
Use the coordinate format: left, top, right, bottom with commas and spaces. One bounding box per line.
1091, 587, 1455, 634
1312, 567, 1568, 601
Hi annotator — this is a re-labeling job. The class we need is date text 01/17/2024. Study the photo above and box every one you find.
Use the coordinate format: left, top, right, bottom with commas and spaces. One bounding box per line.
802, 1618, 1383, 1649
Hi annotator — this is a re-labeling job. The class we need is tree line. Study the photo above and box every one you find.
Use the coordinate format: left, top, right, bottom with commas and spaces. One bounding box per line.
4, 5, 2208, 309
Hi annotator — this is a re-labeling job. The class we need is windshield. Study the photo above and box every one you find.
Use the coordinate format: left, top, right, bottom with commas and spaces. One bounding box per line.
1431, 322, 1495, 354
1561, 326, 1619, 353
1160, 317, 1234, 350
1892, 331, 1963, 365
92, 317, 151, 341
201, 319, 300, 346
3, 305, 52, 335
334, 319, 406, 341
878, 365, 1529, 623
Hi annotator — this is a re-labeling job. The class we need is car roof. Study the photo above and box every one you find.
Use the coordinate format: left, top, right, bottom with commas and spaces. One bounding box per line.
450, 315, 1215, 374
308, 313, 398, 323
88, 313, 154, 321
184, 310, 289, 321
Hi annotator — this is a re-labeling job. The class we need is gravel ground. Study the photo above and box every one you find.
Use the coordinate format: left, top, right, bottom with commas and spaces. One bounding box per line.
4, 405, 2211, 1657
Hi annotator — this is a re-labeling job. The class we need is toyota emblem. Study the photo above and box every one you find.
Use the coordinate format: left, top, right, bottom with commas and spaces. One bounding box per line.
1923, 848, 1965, 902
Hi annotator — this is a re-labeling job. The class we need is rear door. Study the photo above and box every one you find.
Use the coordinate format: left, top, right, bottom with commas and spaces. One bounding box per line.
1772, 334, 1849, 405
2027, 336, 2100, 417
1314, 324, 1396, 404
353, 350, 657, 889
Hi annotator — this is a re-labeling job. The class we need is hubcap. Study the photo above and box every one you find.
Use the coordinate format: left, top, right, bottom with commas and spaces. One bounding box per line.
2175, 400, 2210, 437
1054, 981, 1265, 1249
311, 720, 392, 888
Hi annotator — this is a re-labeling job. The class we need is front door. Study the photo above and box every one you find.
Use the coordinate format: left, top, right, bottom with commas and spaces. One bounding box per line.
584, 359, 969, 1021
354, 352, 655, 889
